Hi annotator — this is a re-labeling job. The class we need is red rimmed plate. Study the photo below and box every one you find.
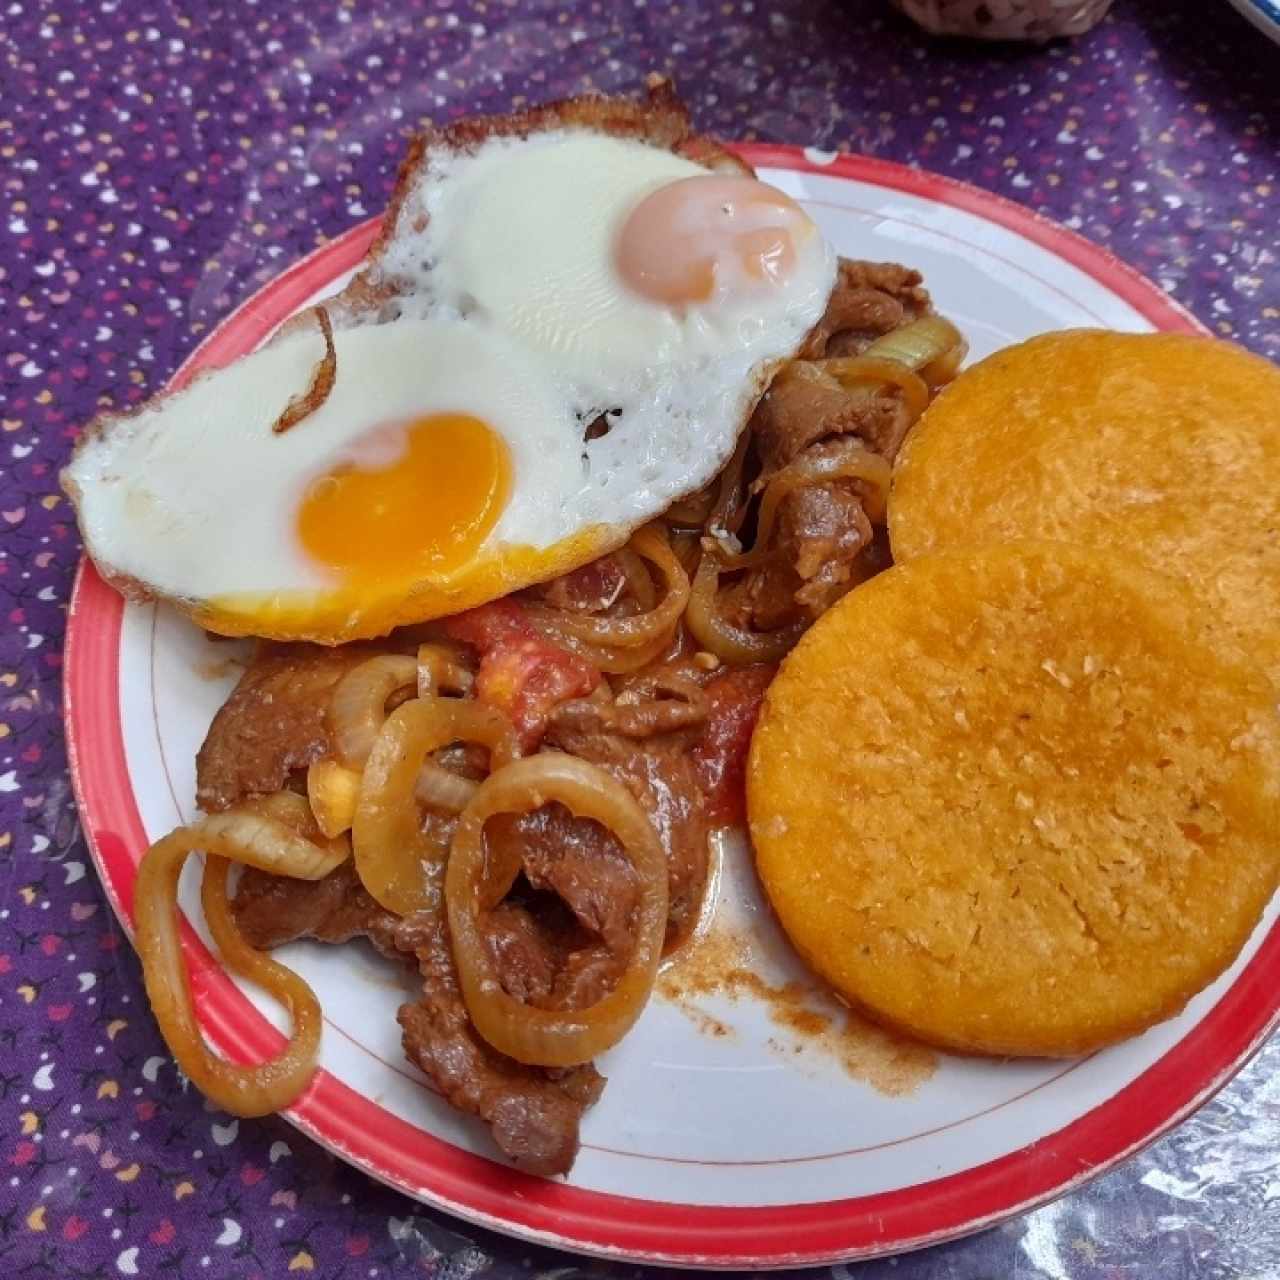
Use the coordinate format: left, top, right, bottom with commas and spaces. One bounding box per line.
67, 146, 1278, 1270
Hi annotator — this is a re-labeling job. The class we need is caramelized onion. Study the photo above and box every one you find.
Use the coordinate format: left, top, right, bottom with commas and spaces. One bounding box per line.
812, 356, 930, 419
352, 697, 518, 915
613, 548, 657, 611
272, 306, 336, 435
416, 642, 474, 701
414, 762, 478, 815
551, 627, 679, 675
529, 525, 690, 674
385, 632, 480, 809
669, 530, 703, 577
327, 654, 417, 769
663, 485, 717, 530
132, 807, 348, 1117
198, 855, 321, 1112
757, 440, 892, 537
920, 342, 967, 389
861, 313, 967, 383
707, 429, 752, 539
686, 553, 806, 665
446, 753, 668, 1067
536, 525, 687, 649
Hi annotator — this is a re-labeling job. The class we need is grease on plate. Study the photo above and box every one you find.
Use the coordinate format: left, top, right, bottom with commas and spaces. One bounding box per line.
659, 920, 936, 1096
195, 655, 247, 682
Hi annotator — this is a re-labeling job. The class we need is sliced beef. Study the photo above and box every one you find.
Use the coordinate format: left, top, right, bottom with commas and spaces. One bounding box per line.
782, 486, 874, 587
720, 564, 796, 634
489, 804, 641, 954
733, 258, 935, 633
752, 370, 915, 472
529, 555, 626, 613
481, 902, 561, 1004
203, 575, 752, 1176
232, 860, 401, 960
196, 642, 387, 813
592, 695, 707, 738
483, 892, 624, 1012
546, 700, 711, 948
548, 945, 625, 1011
780, 478, 875, 616
582, 665, 710, 739
797, 258, 931, 360
395, 911, 603, 1177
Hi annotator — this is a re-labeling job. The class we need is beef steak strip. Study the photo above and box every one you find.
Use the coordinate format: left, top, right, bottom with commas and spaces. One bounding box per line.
395, 911, 603, 1177
546, 698, 712, 949
739, 257, 935, 631
796, 258, 931, 361
488, 804, 640, 955
233, 859, 401, 960
752, 371, 915, 473
231, 862, 605, 1178
196, 641, 393, 813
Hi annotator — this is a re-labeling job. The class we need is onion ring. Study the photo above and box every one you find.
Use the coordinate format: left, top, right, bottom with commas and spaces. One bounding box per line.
352, 697, 518, 915
416, 642, 474, 701
327, 654, 417, 769
811, 356, 930, 420
686, 552, 806, 665
860, 313, 966, 382
547, 626, 679, 675
531, 524, 688, 651
446, 753, 668, 1067
198, 855, 322, 1113
132, 806, 347, 1117
613, 547, 657, 611
663, 485, 717, 530
706, 429, 752, 539
414, 761, 479, 815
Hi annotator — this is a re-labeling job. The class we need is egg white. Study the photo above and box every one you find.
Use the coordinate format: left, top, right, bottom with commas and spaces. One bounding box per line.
67, 129, 838, 641
66, 318, 584, 602
379, 130, 836, 504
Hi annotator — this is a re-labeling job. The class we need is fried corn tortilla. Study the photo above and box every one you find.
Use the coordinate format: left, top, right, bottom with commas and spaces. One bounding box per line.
748, 542, 1280, 1057
889, 330, 1280, 687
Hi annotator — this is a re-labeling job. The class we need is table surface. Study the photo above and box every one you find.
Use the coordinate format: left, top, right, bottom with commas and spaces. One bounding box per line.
3, 1, 1279, 1276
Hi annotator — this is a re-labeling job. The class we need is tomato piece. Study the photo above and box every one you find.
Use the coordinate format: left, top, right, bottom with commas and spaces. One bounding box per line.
692, 664, 775, 825
446, 600, 601, 751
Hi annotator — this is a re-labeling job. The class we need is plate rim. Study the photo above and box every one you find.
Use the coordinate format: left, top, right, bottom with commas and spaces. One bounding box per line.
1223, 0, 1280, 42
64, 144, 1276, 1271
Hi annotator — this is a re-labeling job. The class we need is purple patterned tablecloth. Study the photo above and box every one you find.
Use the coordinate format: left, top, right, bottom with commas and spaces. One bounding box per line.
2, 2, 1278, 1275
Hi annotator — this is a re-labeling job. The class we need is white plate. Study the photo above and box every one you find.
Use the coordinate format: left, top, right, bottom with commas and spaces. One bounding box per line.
68, 146, 1279, 1270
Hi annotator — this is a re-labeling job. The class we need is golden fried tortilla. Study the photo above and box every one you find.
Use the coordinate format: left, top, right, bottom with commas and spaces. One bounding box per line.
889, 330, 1280, 687
748, 542, 1280, 1057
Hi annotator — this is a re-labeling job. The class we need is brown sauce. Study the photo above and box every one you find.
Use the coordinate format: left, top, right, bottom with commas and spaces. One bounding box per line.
194, 656, 247, 682
658, 921, 937, 1097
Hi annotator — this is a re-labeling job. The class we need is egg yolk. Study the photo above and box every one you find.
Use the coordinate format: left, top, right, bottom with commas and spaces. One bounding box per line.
615, 175, 814, 307
297, 413, 511, 588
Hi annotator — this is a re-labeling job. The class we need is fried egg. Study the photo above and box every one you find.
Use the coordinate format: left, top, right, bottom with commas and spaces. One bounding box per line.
65, 127, 836, 643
